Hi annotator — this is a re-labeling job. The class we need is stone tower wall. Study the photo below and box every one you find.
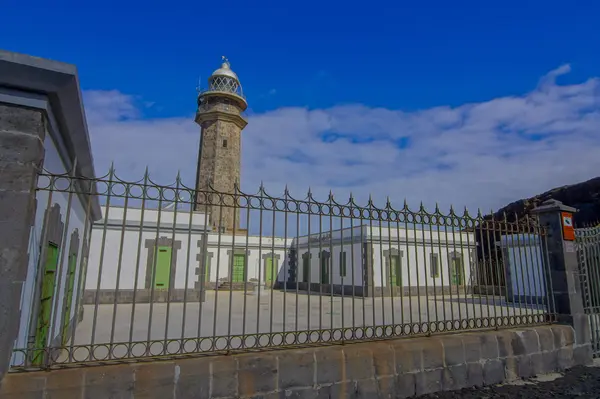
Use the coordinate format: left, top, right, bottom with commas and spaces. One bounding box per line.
195, 116, 242, 232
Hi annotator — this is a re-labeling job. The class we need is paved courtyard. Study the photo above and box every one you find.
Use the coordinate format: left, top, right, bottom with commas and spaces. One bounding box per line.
69, 289, 546, 349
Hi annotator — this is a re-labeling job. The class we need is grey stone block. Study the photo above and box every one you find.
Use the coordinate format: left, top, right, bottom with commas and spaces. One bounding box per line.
355, 378, 379, 398
175, 357, 211, 399
133, 362, 175, 398
279, 387, 320, 399
462, 335, 482, 363
278, 350, 314, 390
343, 346, 374, 381
393, 341, 422, 373
573, 314, 592, 346
395, 373, 415, 398
371, 343, 395, 378
483, 359, 505, 385
442, 364, 468, 391
212, 357, 238, 398
440, 336, 464, 366
466, 362, 484, 387
530, 352, 546, 375
557, 346, 574, 370
84, 364, 135, 399
542, 349, 558, 373
515, 355, 533, 378
496, 331, 514, 358
537, 327, 555, 352
415, 369, 443, 396
375, 376, 396, 398
421, 339, 444, 369
237, 354, 278, 396
0, 104, 44, 136
480, 333, 499, 360
573, 344, 593, 366
314, 347, 344, 385
0, 129, 44, 164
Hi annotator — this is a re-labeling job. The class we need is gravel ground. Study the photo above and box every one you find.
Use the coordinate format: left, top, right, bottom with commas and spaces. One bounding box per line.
416, 365, 600, 399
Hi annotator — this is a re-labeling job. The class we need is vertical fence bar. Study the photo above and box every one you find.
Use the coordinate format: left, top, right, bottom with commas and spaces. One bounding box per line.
68, 177, 95, 362
128, 170, 148, 350
241, 191, 251, 340
146, 183, 165, 354
227, 191, 238, 346
403, 202, 414, 328
394, 207, 404, 330
108, 180, 129, 352
420, 206, 431, 331
163, 175, 181, 348
180, 186, 194, 347
90, 166, 115, 349
211, 195, 224, 344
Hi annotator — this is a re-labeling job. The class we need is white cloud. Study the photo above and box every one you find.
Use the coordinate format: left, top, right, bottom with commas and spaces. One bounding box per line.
84, 65, 600, 214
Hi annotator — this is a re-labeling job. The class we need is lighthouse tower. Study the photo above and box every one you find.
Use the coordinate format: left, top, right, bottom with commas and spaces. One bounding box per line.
194, 57, 248, 233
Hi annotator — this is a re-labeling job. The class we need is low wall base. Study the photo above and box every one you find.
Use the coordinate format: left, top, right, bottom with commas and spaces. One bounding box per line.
0, 325, 592, 398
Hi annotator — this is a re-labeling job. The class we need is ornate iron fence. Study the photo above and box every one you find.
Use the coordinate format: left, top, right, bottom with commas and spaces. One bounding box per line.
10, 169, 556, 370
576, 222, 600, 357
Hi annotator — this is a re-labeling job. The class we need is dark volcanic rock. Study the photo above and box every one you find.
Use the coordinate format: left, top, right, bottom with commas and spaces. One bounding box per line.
492, 176, 600, 226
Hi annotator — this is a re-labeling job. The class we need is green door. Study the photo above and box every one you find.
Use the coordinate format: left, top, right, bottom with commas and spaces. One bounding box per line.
154, 246, 172, 289
302, 256, 310, 283
61, 253, 77, 345
33, 243, 59, 365
232, 254, 246, 283
320, 256, 329, 284
450, 258, 464, 285
390, 255, 401, 287
265, 256, 275, 286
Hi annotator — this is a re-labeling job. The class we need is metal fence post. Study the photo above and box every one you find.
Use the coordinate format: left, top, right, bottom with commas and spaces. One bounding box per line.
532, 199, 593, 364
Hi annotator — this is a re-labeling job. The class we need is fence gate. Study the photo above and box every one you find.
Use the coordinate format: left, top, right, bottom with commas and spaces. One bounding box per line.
576, 224, 600, 357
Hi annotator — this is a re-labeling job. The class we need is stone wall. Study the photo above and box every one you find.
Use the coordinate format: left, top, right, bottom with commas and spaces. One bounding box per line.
0, 324, 592, 398
0, 104, 45, 382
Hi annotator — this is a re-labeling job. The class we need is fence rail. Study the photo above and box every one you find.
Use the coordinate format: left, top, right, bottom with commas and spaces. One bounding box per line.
11, 169, 556, 370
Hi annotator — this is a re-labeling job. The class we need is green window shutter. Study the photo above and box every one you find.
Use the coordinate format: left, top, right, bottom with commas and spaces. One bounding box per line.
61, 252, 78, 344
232, 254, 246, 282
33, 243, 60, 365
155, 246, 172, 289
389, 255, 401, 287
205, 253, 211, 282
265, 256, 275, 283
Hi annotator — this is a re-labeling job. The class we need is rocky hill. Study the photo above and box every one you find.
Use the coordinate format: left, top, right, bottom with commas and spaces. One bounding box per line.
493, 176, 600, 226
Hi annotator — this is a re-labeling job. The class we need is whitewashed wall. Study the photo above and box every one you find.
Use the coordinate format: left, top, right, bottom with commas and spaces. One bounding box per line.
369, 226, 475, 288
497, 234, 547, 300
204, 235, 289, 283
13, 132, 90, 364
86, 207, 292, 289
294, 226, 366, 286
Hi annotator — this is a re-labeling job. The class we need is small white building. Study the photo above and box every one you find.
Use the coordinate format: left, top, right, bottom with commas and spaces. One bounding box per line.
84, 205, 477, 301
496, 234, 548, 304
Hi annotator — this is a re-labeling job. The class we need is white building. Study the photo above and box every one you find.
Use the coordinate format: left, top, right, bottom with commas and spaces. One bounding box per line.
84, 205, 476, 302
1, 51, 102, 368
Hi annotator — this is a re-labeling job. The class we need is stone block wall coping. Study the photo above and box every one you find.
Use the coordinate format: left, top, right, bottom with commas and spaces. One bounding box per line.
0, 324, 592, 398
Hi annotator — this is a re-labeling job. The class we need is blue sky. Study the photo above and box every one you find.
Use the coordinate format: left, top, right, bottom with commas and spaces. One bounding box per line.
2, 0, 600, 212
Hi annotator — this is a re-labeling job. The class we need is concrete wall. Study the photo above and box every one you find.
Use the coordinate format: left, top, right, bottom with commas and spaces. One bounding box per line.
0, 324, 592, 398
